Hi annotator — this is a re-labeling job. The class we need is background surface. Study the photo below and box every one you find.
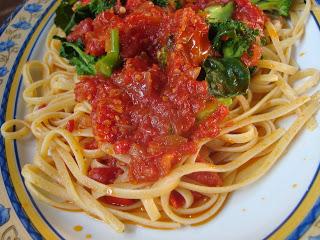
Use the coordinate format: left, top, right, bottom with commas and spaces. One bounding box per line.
0, 1, 24, 23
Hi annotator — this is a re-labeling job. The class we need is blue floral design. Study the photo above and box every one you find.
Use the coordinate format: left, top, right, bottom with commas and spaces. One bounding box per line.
24, 3, 42, 14
0, 40, 15, 52
309, 235, 320, 240
0, 66, 7, 77
0, 204, 10, 226
12, 20, 31, 30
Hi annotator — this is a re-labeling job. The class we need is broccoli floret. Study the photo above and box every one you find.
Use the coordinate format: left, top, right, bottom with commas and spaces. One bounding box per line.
209, 20, 259, 58
251, 0, 293, 17
152, 0, 168, 7
202, 57, 250, 98
205, 2, 234, 23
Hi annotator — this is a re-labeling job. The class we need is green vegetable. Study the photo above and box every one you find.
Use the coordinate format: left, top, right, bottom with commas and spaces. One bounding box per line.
54, 0, 78, 34
110, 28, 120, 53
196, 98, 232, 121
203, 57, 250, 98
218, 98, 233, 106
209, 20, 258, 58
196, 102, 218, 121
95, 52, 118, 77
54, 0, 115, 34
157, 47, 167, 68
54, 28, 120, 77
250, 0, 292, 17
205, 2, 234, 23
174, 0, 182, 9
95, 29, 121, 77
90, 0, 116, 15
152, 0, 168, 7
54, 36, 97, 75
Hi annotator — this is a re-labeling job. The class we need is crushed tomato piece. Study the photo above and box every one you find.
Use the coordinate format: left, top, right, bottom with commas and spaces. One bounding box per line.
233, 0, 266, 32
187, 172, 223, 187
169, 190, 185, 209
65, 120, 75, 132
88, 167, 124, 185
241, 43, 262, 67
99, 196, 137, 206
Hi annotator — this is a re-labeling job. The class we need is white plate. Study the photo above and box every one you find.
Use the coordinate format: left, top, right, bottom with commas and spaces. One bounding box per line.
0, 1, 320, 239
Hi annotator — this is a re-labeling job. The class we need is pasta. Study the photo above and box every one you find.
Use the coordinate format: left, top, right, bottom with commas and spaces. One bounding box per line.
1, 0, 320, 233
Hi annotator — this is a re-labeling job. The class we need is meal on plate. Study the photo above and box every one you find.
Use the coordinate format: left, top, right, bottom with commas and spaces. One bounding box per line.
1, 0, 319, 233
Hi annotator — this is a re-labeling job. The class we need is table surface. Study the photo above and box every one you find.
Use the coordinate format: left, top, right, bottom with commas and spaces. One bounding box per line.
0, 1, 24, 24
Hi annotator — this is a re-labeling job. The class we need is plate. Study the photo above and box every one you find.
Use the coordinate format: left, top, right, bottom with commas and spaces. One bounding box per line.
1, 1, 320, 239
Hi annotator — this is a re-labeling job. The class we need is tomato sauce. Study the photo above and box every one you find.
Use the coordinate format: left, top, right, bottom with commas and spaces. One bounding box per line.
233, 0, 266, 32
71, 0, 265, 184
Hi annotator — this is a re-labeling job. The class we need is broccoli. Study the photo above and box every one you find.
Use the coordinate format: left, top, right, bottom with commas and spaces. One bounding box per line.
205, 2, 234, 23
250, 0, 293, 17
202, 57, 250, 98
209, 20, 259, 58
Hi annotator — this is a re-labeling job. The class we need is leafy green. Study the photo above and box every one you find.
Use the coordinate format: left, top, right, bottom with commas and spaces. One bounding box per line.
203, 57, 250, 98
54, 28, 120, 77
95, 29, 121, 77
54, 0, 78, 33
54, 0, 116, 34
174, 0, 182, 9
89, 0, 116, 15
152, 0, 168, 7
209, 20, 259, 58
54, 36, 97, 75
250, 0, 292, 17
205, 2, 234, 23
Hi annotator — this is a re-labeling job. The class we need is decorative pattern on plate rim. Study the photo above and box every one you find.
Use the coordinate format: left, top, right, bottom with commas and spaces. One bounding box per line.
0, 1, 54, 239
0, 1, 319, 240
0, 1, 46, 88
0, 204, 19, 239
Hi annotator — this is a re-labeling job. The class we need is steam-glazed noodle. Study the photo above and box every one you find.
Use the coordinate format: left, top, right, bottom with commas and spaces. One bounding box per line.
1, 0, 320, 233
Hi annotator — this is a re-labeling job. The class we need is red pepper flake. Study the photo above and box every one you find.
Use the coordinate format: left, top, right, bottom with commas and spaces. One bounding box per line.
83, 138, 99, 150
66, 120, 76, 132
99, 196, 137, 206
39, 104, 47, 109
88, 167, 124, 185
169, 190, 185, 209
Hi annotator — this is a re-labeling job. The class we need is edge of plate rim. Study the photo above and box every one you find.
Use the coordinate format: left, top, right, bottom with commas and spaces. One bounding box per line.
0, 1, 320, 240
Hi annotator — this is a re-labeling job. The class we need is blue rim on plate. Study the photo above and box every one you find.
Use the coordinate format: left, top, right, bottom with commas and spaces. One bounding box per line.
0, 1, 57, 239
0, 1, 320, 239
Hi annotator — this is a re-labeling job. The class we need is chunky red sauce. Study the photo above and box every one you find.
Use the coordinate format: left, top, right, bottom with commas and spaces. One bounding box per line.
233, 0, 266, 32
73, 0, 264, 183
